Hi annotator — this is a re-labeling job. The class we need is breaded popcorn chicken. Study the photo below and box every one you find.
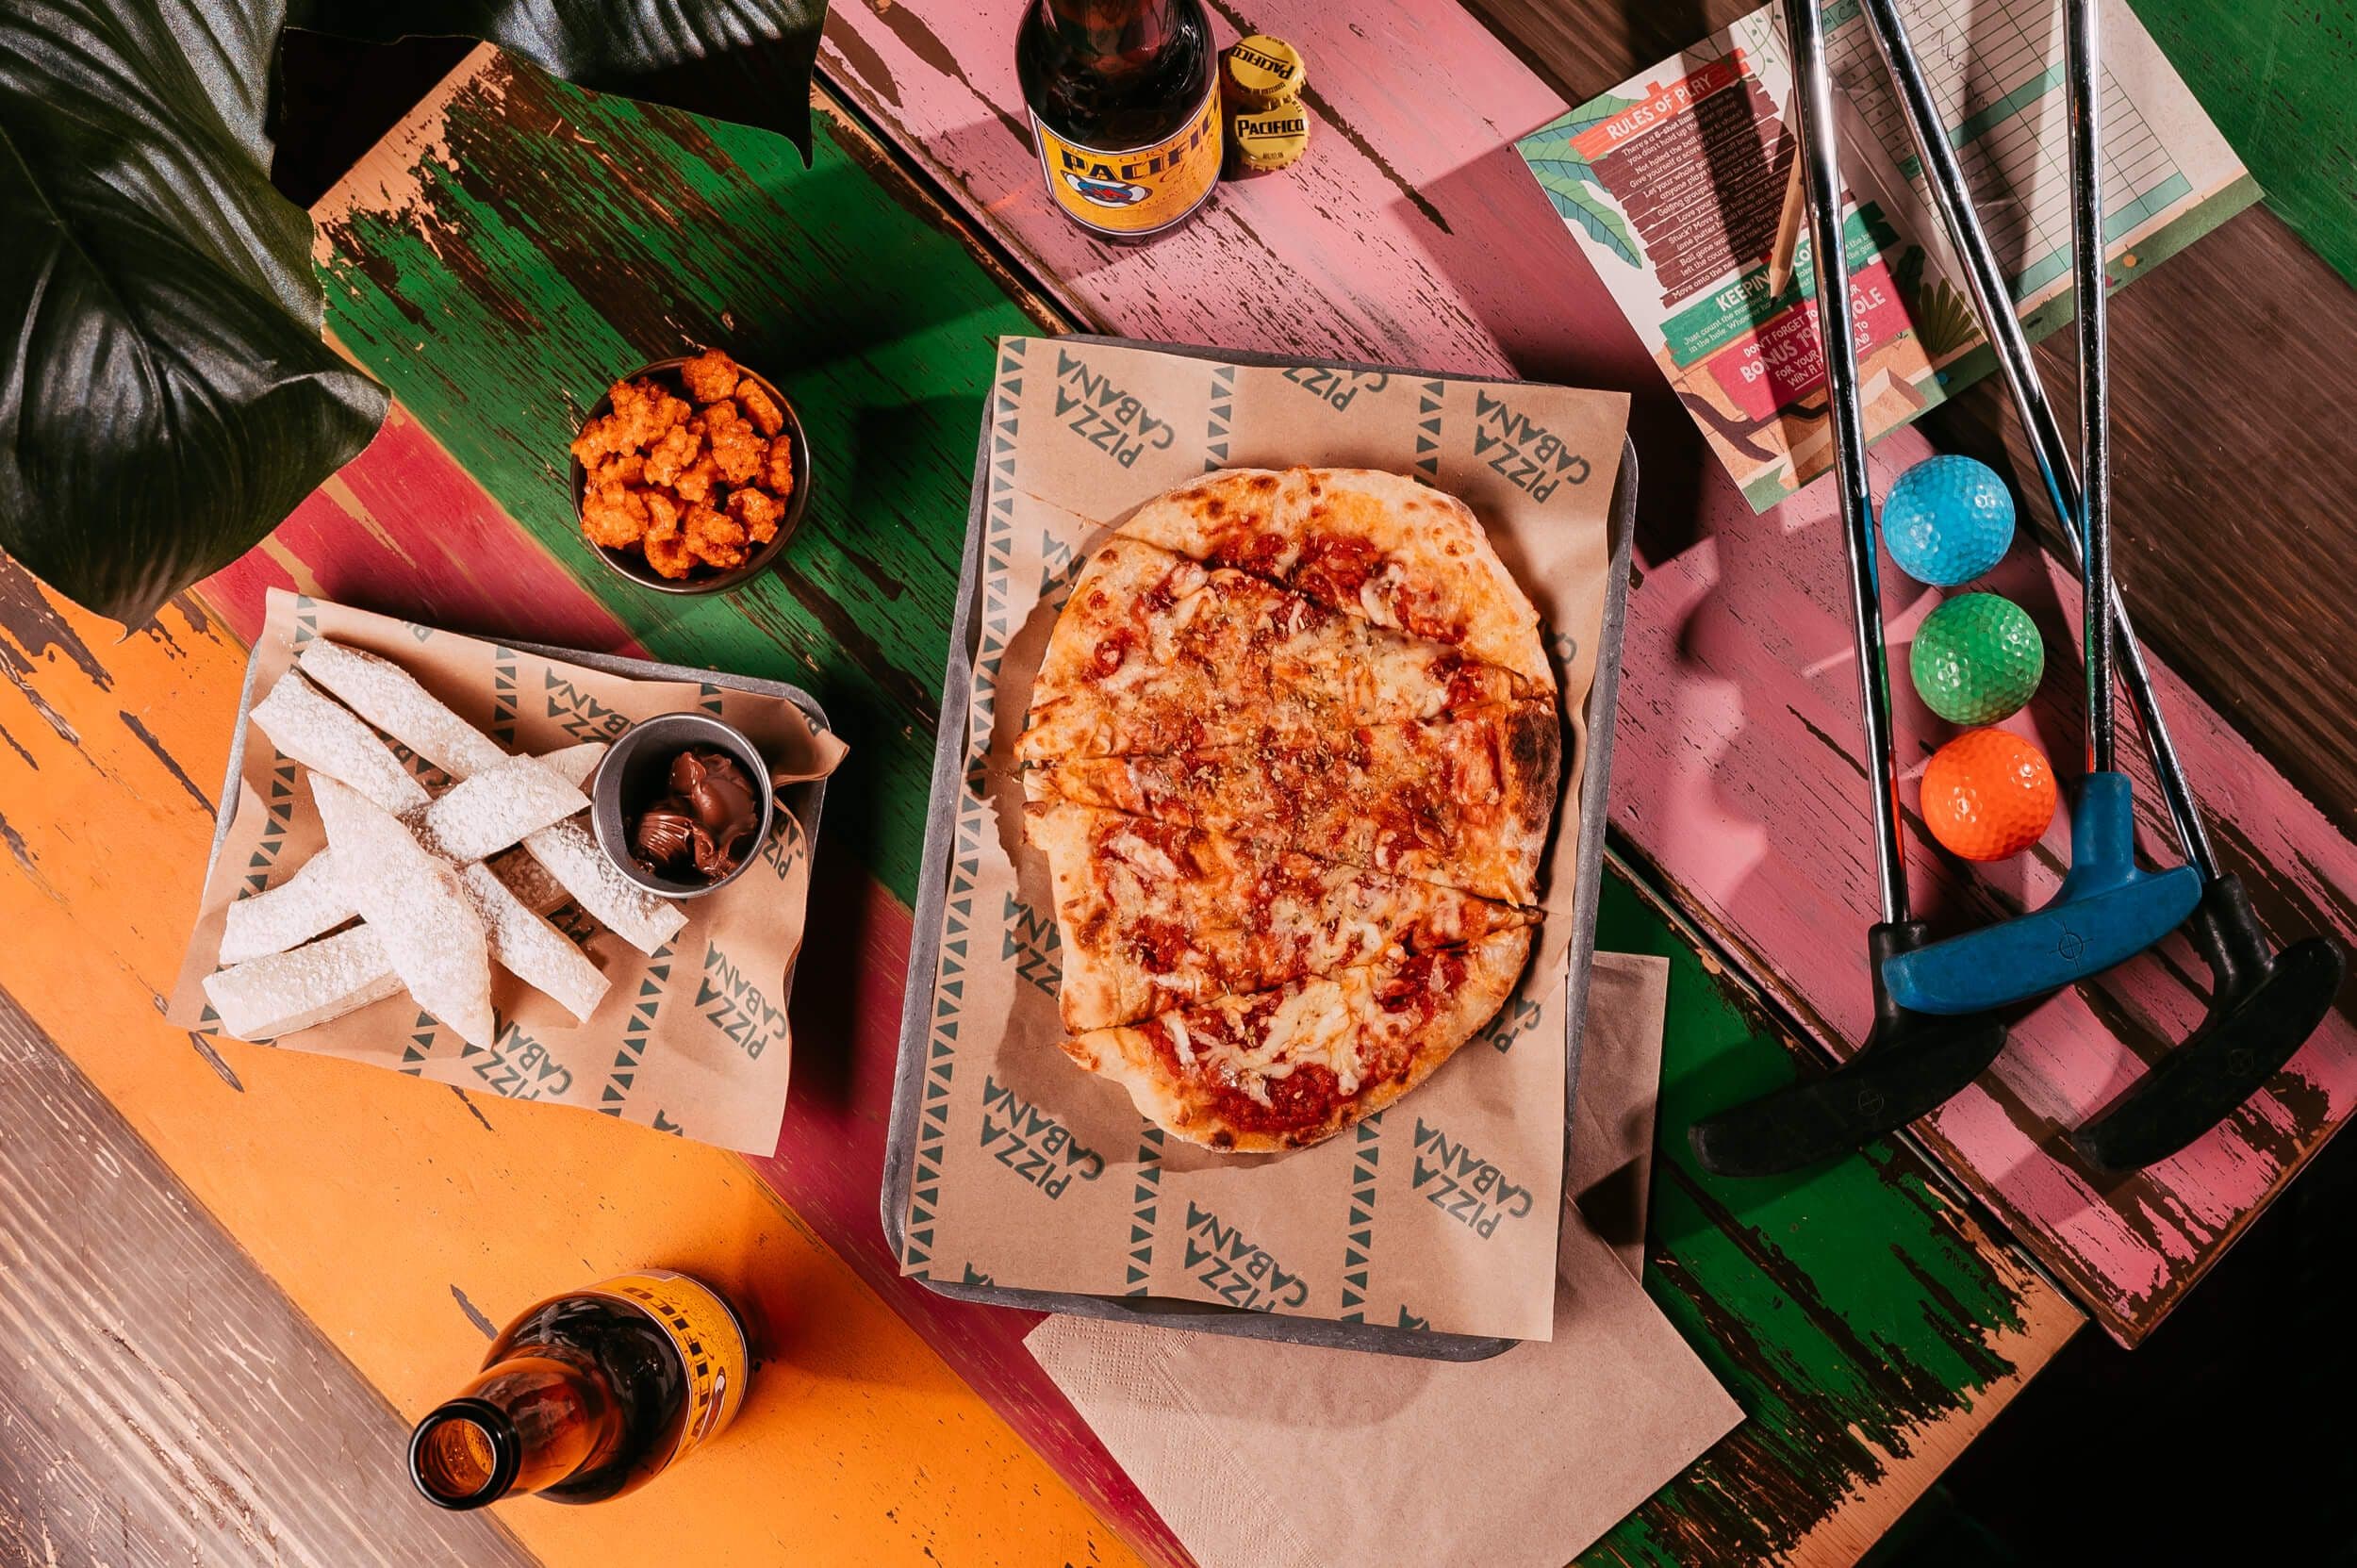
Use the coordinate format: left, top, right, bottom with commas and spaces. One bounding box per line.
680, 350, 741, 404
683, 503, 750, 569
703, 403, 764, 486
642, 421, 703, 487
576, 348, 796, 577
735, 378, 785, 437
580, 483, 650, 550
726, 487, 783, 544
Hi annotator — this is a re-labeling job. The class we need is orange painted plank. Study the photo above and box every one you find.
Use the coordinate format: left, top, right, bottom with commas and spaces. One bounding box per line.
0, 560, 1139, 1568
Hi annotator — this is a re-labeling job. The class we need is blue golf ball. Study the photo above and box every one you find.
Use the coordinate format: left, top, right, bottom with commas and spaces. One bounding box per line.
1881, 455, 2015, 586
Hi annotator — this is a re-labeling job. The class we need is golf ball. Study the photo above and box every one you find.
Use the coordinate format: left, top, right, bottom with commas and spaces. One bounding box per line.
1920, 729, 2056, 862
1882, 455, 2016, 586
1910, 593, 2045, 724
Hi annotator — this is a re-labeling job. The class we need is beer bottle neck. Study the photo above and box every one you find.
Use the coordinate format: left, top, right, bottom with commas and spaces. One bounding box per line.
409, 1354, 618, 1509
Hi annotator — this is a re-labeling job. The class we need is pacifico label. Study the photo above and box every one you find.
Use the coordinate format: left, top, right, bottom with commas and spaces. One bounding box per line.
587, 1271, 750, 1464
1031, 83, 1222, 237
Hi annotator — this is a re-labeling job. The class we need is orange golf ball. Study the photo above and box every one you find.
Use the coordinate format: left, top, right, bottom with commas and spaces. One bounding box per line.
1920, 729, 2056, 861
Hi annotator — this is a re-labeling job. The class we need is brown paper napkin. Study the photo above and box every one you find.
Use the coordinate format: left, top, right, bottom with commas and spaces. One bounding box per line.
1025, 953, 1741, 1568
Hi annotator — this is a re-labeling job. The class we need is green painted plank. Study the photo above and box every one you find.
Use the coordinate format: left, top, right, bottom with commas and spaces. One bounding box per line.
314, 66, 1030, 906
2132, 0, 2357, 288
1582, 866, 2068, 1564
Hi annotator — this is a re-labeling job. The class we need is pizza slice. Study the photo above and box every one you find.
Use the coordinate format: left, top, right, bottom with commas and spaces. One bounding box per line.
1026, 701, 1560, 905
1116, 467, 1558, 692
1060, 926, 1533, 1152
1026, 798, 1538, 1032
1014, 536, 1532, 763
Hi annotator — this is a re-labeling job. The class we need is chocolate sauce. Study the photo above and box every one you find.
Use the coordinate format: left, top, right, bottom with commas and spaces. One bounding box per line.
628, 748, 762, 883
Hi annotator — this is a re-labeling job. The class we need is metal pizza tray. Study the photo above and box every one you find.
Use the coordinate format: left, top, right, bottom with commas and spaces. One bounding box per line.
882, 336, 1640, 1361
205, 629, 832, 1018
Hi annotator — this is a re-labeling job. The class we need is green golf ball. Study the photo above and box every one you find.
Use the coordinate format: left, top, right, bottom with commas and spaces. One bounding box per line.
1910, 593, 2044, 724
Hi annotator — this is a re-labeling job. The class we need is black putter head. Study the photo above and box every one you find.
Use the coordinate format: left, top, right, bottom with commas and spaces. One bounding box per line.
2069, 874, 2345, 1172
1689, 921, 2010, 1178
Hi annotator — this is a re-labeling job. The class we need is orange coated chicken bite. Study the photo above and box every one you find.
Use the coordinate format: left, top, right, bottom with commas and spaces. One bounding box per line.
680, 349, 742, 404
683, 503, 750, 569
726, 487, 783, 544
735, 378, 785, 437
581, 483, 650, 550
761, 437, 794, 497
642, 421, 703, 487
702, 403, 764, 486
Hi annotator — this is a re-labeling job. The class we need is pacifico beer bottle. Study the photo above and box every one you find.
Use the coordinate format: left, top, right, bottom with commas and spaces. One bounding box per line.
1017, 0, 1222, 240
407, 1271, 749, 1509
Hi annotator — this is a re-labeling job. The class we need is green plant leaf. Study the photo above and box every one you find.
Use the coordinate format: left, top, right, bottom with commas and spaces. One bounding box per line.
0, 0, 829, 625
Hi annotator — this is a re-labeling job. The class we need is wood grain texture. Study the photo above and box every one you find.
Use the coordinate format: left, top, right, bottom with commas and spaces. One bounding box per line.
287, 48, 2082, 1564
0, 986, 540, 1568
814, 0, 2357, 1345
0, 563, 1136, 1568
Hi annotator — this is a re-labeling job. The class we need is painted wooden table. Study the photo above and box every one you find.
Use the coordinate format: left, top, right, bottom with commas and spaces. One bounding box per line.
4, 0, 2351, 1562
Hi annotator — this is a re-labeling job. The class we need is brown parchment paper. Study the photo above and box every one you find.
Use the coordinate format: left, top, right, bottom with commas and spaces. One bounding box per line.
899, 338, 1631, 1341
166, 590, 846, 1154
1024, 952, 1744, 1568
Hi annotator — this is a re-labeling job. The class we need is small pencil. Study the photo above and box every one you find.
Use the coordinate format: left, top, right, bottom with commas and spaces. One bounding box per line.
1765, 91, 1808, 299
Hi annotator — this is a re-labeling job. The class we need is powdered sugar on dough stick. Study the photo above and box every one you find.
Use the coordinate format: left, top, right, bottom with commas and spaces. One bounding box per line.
300, 640, 676, 948
298, 640, 507, 777
520, 819, 685, 955
204, 925, 404, 1041
250, 670, 430, 814
415, 756, 590, 864
218, 854, 354, 966
312, 774, 497, 1047
459, 863, 609, 1021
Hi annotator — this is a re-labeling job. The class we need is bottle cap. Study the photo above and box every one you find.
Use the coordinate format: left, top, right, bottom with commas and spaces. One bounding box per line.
1221, 35, 1306, 110
1228, 102, 1311, 174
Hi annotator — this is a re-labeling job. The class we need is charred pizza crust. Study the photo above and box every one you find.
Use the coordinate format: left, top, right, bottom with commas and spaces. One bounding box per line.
1017, 536, 1531, 763
1060, 928, 1533, 1152
1028, 702, 1559, 907
1117, 467, 1555, 692
1026, 797, 1539, 1032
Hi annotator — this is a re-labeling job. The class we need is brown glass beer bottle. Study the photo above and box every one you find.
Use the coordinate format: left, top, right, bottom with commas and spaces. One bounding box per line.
408, 1271, 749, 1509
1017, 0, 1222, 240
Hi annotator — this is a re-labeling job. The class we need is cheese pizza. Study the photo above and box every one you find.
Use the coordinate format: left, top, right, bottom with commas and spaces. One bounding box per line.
1016, 536, 1533, 763
1059, 928, 1534, 1153
1026, 798, 1538, 1032
1018, 468, 1563, 1152
1027, 702, 1558, 906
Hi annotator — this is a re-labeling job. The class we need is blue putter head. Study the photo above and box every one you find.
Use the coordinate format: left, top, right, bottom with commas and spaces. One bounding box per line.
1883, 773, 2202, 1015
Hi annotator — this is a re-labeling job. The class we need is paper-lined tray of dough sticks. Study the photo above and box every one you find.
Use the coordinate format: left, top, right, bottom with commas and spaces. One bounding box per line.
167, 590, 845, 1153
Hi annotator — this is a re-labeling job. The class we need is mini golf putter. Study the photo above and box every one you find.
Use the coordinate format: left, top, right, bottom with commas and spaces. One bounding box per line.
1688, 0, 2007, 1178
1861, 0, 2340, 1159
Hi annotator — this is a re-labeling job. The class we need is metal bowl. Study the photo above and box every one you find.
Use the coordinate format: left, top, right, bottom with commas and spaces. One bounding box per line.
589, 711, 777, 900
569, 355, 812, 596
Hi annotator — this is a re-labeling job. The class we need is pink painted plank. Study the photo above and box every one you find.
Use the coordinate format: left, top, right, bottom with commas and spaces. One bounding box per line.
816, 0, 2357, 1342
196, 418, 1192, 1567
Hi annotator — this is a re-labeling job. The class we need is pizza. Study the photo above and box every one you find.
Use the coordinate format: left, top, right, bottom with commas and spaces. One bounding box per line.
1018, 468, 1563, 1152
1016, 536, 1534, 763
1059, 929, 1534, 1153
1026, 798, 1539, 1032
1027, 702, 1558, 906
1116, 468, 1556, 689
